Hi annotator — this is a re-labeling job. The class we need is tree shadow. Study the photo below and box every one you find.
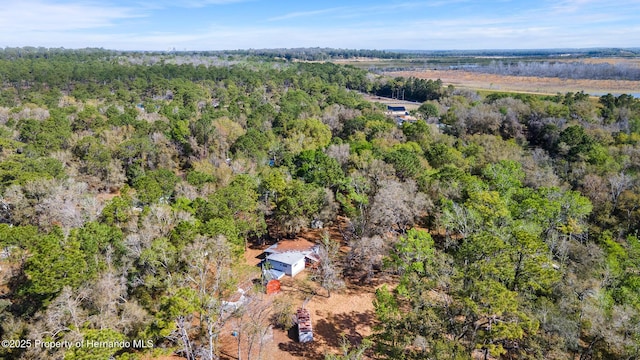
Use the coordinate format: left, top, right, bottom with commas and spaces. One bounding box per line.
277, 329, 323, 360
276, 313, 371, 360
278, 277, 318, 297
342, 267, 393, 288
286, 325, 297, 341
313, 310, 376, 348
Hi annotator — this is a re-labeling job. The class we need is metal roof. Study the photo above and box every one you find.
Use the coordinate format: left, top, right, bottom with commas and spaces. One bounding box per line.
266, 252, 306, 265
264, 269, 285, 280
263, 239, 317, 254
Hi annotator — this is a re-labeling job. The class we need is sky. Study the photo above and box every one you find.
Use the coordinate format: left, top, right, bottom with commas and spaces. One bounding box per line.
1, 0, 639, 51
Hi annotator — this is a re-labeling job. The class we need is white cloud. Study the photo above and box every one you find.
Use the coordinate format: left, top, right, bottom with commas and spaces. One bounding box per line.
0, 0, 140, 33
266, 2, 446, 23
7, 17, 639, 51
1, 0, 638, 50
136, 0, 251, 10
268, 7, 346, 22
550, 0, 598, 13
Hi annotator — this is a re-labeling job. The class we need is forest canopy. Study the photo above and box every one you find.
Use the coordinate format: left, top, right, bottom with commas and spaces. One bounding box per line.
0, 47, 639, 360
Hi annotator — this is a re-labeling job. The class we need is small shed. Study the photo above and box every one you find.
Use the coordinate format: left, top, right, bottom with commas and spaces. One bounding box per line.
296, 307, 313, 343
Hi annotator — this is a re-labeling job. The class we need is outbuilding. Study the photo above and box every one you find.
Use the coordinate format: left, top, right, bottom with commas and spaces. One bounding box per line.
387, 105, 408, 116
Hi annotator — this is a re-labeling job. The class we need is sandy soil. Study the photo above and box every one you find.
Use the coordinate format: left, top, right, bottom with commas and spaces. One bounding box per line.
386, 69, 640, 96
217, 276, 379, 360
95, 188, 121, 202
0, 258, 15, 296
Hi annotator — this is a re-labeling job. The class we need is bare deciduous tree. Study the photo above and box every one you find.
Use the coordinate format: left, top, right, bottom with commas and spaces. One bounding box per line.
105, 159, 127, 190
312, 234, 345, 298
180, 234, 234, 360
441, 202, 480, 240
521, 150, 560, 188
463, 103, 503, 135
608, 172, 633, 210
581, 174, 608, 208
174, 315, 196, 360
232, 293, 274, 360
347, 234, 387, 282
321, 104, 361, 134
325, 143, 351, 168
368, 179, 429, 235
4, 178, 99, 232
22, 286, 88, 359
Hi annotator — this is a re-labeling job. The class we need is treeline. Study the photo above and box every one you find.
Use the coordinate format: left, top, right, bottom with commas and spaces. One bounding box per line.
220, 48, 409, 61
203, 47, 640, 61
5, 46, 638, 63
0, 47, 119, 60
0, 52, 446, 106
0, 49, 639, 360
468, 60, 640, 81
0, 56, 374, 107
372, 77, 446, 102
398, 47, 640, 58
0, 46, 407, 62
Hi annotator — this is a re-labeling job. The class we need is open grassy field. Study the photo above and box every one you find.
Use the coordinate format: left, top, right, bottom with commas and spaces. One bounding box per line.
385, 69, 640, 96
333, 57, 640, 97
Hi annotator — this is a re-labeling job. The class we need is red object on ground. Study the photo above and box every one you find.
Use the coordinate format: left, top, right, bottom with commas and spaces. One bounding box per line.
266, 279, 281, 294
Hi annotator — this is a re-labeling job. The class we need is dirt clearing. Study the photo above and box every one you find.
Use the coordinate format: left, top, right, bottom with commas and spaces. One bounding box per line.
360, 93, 421, 110
217, 276, 379, 360
221, 219, 382, 360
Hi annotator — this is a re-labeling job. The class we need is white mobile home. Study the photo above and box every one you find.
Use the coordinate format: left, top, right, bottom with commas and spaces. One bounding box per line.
266, 252, 306, 277
262, 239, 319, 277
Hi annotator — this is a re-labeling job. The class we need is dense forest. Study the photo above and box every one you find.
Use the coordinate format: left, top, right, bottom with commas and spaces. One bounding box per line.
0, 48, 639, 360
